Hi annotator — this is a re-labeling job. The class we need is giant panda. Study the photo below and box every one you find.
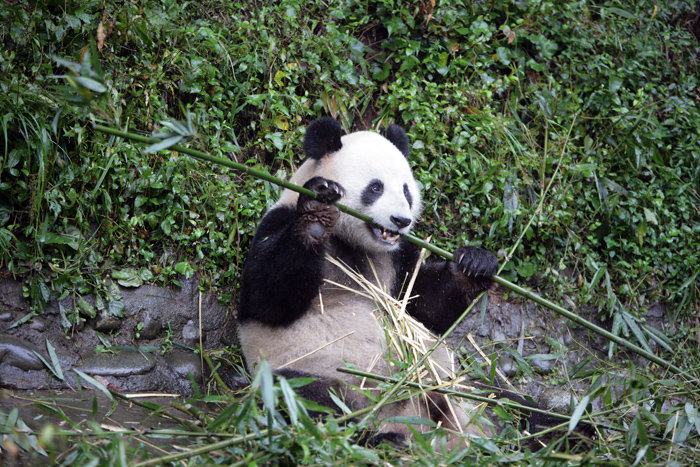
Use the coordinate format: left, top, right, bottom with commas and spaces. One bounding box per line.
237, 117, 503, 444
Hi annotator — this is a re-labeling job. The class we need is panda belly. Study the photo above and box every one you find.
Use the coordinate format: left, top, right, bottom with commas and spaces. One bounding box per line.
238, 288, 390, 381
238, 285, 492, 439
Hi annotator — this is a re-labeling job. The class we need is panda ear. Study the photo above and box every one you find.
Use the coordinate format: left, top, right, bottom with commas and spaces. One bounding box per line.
385, 124, 410, 159
303, 117, 344, 160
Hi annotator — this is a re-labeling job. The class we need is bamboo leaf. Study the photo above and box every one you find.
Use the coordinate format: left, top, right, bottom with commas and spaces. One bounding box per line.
144, 136, 183, 154
46, 339, 64, 381
686, 403, 700, 435
622, 311, 652, 353
568, 356, 591, 379
279, 377, 300, 425
208, 402, 238, 432
489, 352, 497, 384
406, 425, 433, 452
587, 266, 606, 292
609, 312, 623, 358
73, 76, 107, 93
642, 324, 674, 353
328, 391, 352, 415
32, 351, 58, 379
161, 119, 188, 135
568, 395, 590, 434
73, 369, 114, 401
258, 360, 275, 413
606, 6, 635, 19
632, 445, 649, 467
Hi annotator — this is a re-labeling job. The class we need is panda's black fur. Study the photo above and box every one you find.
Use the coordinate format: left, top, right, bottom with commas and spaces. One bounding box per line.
237, 117, 546, 444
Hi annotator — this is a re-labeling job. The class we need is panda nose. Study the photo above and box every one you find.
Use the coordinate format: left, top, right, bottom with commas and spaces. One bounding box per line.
390, 216, 411, 229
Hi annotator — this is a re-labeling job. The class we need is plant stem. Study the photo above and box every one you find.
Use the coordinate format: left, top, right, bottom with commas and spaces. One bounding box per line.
93, 124, 683, 375
131, 430, 267, 466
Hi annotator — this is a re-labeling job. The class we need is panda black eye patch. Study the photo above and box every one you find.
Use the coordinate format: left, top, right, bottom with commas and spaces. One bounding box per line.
403, 183, 413, 208
361, 179, 384, 206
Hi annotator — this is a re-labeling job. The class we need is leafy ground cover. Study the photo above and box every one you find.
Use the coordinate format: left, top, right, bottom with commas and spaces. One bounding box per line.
1, 0, 698, 464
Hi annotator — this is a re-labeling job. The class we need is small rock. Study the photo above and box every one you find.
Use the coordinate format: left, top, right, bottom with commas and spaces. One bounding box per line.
539, 388, 577, 413
0, 334, 45, 370
498, 354, 517, 377
30, 317, 47, 332
182, 320, 200, 344
562, 331, 574, 346
475, 324, 490, 337
165, 351, 202, 382
94, 311, 122, 332
647, 303, 665, 318
137, 311, 161, 340
531, 357, 555, 373
77, 351, 155, 377
491, 329, 506, 342
0, 312, 12, 321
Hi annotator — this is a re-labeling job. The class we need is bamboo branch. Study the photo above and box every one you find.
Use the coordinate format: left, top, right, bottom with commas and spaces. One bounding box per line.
93, 124, 683, 375
132, 430, 268, 467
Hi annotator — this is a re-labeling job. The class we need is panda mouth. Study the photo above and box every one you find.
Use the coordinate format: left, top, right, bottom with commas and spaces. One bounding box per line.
369, 224, 400, 245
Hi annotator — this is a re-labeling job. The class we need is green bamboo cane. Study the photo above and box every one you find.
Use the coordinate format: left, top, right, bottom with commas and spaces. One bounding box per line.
93, 124, 683, 375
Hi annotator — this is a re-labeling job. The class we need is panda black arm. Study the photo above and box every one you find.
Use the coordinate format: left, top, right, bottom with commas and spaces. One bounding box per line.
238, 177, 344, 327
393, 240, 497, 334
238, 205, 326, 326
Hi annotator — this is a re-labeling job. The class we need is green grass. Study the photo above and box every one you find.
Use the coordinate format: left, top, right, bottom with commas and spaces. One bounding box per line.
1, 0, 698, 464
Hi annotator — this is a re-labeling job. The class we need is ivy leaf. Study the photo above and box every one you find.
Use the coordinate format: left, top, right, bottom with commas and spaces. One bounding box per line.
106, 284, 125, 317
77, 297, 96, 318
112, 268, 143, 288
643, 208, 658, 225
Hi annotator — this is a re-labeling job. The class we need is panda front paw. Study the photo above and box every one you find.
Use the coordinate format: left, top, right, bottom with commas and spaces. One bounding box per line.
303, 176, 345, 204
297, 177, 345, 246
453, 246, 498, 277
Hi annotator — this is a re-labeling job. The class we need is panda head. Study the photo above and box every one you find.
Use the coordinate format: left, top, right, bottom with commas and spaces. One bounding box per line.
300, 117, 422, 253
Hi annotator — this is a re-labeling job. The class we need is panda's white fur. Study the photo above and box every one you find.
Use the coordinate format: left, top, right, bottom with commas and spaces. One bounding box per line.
238, 117, 501, 442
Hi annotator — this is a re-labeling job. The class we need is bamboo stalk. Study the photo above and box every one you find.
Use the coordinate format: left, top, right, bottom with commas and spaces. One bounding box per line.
132, 430, 267, 467
93, 124, 683, 375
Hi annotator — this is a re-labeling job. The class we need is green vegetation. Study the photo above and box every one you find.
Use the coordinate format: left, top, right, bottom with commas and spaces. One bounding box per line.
1, 0, 698, 464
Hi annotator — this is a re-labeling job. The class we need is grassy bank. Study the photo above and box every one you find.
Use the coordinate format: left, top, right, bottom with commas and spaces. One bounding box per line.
1, 0, 698, 464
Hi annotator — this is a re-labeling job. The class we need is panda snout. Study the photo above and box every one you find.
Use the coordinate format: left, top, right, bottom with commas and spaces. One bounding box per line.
390, 215, 412, 230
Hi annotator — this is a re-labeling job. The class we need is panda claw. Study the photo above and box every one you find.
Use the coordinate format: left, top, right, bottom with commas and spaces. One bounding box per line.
302, 176, 345, 205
